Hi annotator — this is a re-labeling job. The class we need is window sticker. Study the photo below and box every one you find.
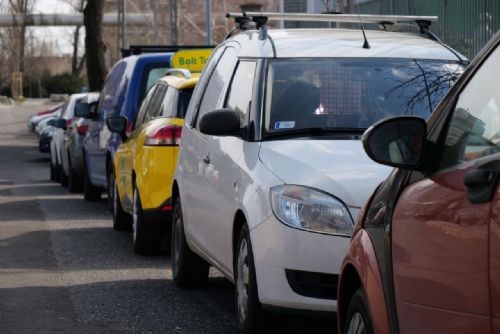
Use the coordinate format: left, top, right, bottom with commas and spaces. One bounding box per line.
274, 121, 295, 129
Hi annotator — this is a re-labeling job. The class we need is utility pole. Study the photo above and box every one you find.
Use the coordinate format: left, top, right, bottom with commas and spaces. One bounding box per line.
117, 0, 127, 51
205, 0, 212, 45
152, 0, 158, 44
170, 0, 178, 45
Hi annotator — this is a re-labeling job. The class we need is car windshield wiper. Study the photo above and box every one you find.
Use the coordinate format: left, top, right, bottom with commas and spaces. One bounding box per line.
264, 127, 366, 139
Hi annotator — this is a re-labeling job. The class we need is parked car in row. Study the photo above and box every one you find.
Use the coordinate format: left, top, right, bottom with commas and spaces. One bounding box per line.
50, 93, 95, 183
338, 26, 500, 334
61, 93, 100, 192
107, 68, 201, 253
170, 12, 466, 332
81, 51, 172, 204
28, 103, 62, 132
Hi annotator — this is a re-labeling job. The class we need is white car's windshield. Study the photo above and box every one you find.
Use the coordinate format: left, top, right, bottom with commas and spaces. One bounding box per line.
264, 58, 464, 135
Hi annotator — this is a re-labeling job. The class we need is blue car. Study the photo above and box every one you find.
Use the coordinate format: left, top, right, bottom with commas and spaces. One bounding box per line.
81, 52, 171, 203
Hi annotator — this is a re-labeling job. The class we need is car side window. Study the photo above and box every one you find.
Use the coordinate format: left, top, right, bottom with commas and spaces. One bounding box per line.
143, 84, 167, 123
194, 47, 238, 130
439, 45, 500, 170
135, 85, 158, 126
159, 86, 178, 118
185, 47, 224, 126
225, 60, 257, 127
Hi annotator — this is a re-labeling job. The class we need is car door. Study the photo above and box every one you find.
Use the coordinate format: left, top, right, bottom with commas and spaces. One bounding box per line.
116, 84, 160, 211
392, 43, 500, 334
181, 46, 238, 265
86, 62, 126, 186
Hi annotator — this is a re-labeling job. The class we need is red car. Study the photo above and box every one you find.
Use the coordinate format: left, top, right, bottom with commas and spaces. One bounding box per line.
338, 30, 500, 334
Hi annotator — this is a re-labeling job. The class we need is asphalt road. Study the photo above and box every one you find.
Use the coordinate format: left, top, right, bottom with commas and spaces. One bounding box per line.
0, 100, 337, 334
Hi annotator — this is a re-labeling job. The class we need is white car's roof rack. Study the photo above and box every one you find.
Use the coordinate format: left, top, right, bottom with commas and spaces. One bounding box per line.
227, 12, 437, 25
226, 12, 439, 41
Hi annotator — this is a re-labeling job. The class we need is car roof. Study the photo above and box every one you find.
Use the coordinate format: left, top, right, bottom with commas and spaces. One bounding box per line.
231, 28, 464, 61
157, 72, 201, 90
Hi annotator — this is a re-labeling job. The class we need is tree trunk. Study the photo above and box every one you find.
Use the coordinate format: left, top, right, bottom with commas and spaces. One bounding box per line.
84, 0, 107, 91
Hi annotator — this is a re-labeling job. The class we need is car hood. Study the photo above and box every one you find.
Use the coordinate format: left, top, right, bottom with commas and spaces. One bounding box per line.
259, 140, 392, 208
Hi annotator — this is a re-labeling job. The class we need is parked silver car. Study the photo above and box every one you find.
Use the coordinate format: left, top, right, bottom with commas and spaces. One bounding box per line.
61, 93, 100, 192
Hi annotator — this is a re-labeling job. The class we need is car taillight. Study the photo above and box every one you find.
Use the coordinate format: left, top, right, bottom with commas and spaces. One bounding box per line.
77, 124, 89, 136
66, 119, 73, 128
144, 125, 182, 146
126, 121, 133, 134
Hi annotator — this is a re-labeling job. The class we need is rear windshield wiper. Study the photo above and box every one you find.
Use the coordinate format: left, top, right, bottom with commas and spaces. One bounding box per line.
264, 127, 366, 139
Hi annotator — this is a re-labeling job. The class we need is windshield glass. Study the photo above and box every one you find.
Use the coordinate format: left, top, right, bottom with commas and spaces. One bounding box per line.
264, 58, 464, 135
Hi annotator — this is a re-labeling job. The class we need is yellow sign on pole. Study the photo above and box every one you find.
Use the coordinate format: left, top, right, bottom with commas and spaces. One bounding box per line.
11, 72, 23, 100
171, 49, 213, 73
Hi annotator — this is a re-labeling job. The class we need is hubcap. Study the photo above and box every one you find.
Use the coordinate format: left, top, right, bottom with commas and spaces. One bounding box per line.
172, 208, 182, 277
132, 188, 138, 242
347, 312, 366, 334
236, 239, 249, 324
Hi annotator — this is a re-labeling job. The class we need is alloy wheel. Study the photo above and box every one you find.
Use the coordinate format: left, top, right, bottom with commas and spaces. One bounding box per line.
172, 208, 182, 277
132, 188, 138, 243
347, 312, 366, 334
236, 238, 249, 324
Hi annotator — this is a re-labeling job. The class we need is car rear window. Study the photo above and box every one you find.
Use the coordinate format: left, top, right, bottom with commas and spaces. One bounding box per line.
139, 66, 168, 105
264, 58, 464, 135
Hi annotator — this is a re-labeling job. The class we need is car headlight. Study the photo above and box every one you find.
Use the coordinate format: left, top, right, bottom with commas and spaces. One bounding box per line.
270, 185, 353, 236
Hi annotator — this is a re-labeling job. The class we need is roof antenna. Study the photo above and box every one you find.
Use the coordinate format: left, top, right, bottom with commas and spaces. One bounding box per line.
355, 3, 371, 49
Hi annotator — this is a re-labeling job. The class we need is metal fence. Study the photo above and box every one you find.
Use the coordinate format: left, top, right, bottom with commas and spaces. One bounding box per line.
357, 0, 500, 60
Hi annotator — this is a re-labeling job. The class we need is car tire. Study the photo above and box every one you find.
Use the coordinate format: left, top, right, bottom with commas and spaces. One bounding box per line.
107, 164, 114, 213
235, 224, 265, 334
171, 196, 209, 287
54, 162, 62, 182
83, 162, 101, 201
344, 287, 374, 334
132, 186, 162, 254
111, 170, 132, 231
68, 156, 83, 193
60, 165, 68, 187
50, 159, 57, 181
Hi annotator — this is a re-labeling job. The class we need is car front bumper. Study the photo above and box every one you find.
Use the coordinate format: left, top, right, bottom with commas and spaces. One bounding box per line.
250, 214, 352, 313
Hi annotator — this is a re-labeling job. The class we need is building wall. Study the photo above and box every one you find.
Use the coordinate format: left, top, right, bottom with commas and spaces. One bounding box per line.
102, 0, 280, 65
357, 0, 500, 59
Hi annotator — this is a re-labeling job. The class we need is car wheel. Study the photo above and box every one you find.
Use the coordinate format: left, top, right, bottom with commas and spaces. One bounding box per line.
107, 165, 113, 213
132, 186, 162, 254
171, 196, 209, 287
83, 162, 101, 201
68, 156, 83, 193
60, 165, 68, 187
345, 288, 374, 334
235, 224, 264, 334
110, 170, 132, 231
54, 162, 62, 182
50, 159, 57, 181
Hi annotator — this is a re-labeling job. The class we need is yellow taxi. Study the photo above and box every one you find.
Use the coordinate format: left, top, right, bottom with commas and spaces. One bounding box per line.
106, 49, 210, 253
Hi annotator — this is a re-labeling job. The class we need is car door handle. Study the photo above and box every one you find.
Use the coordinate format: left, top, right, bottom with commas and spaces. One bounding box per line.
464, 155, 500, 204
203, 155, 210, 164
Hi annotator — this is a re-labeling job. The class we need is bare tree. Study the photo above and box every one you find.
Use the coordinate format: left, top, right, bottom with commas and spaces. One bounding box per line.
84, 0, 107, 91
61, 0, 86, 76
7, 0, 37, 73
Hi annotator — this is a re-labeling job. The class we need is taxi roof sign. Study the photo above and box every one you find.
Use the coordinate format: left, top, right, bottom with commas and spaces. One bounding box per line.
171, 49, 213, 73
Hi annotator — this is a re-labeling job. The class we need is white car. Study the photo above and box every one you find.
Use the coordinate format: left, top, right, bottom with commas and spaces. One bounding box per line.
171, 13, 466, 332
50, 93, 93, 184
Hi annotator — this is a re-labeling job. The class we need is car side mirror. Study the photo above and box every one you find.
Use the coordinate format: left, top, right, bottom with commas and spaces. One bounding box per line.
199, 108, 241, 137
75, 101, 98, 119
53, 118, 67, 130
106, 115, 127, 141
362, 116, 427, 169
